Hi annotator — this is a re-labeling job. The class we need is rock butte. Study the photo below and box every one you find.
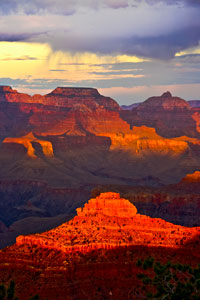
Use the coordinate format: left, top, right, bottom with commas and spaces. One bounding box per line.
1, 192, 200, 300
121, 90, 200, 138
16, 192, 200, 254
0, 86, 120, 110
136, 91, 191, 111
182, 170, 200, 182
3, 132, 54, 158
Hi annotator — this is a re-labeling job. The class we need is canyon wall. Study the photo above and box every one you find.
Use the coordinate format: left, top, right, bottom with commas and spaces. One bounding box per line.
1, 86, 200, 248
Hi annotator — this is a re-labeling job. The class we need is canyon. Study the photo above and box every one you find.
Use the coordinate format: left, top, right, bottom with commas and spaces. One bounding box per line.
0, 86, 200, 248
0, 192, 199, 300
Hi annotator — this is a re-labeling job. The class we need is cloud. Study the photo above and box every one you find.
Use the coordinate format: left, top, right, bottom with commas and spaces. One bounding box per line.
143, 0, 200, 7
49, 69, 66, 72
0, 55, 38, 61
0, 0, 76, 15
120, 26, 200, 59
1, 0, 200, 17
0, 33, 32, 42
0, 0, 200, 62
0, 0, 131, 15
105, 0, 129, 9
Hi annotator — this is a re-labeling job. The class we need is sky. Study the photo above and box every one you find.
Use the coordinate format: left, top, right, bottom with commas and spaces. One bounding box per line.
0, 0, 200, 104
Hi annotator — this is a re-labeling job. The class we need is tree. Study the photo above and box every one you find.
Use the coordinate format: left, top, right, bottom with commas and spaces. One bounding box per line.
136, 257, 200, 299
29, 295, 40, 300
0, 284, 6, 300
0, 281, 40, 300
0, 281, 18, 300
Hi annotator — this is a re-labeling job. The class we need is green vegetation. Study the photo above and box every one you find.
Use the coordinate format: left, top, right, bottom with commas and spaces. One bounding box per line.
0, 281, 40, 300
0, 281, 18, 300
29, 296, 40, 300
136, 257, 200, 299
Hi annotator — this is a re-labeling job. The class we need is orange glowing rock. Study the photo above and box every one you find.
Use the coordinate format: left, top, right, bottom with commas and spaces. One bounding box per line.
1, 192, 200, 300
182, 170, 200, 182
77, 192, 137, 218
100, 126, 189, 156
15, 192, 200, 254
3, 132, 54, 158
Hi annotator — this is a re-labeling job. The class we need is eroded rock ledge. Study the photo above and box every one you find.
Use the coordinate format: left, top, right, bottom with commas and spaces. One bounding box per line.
16, 192, 200, 254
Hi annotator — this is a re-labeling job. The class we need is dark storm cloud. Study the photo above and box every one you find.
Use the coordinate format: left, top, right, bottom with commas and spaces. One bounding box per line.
1, 0, 200, 61
0, 33, 32, 42
47, 22, 200, 60
121, 26, 200, 59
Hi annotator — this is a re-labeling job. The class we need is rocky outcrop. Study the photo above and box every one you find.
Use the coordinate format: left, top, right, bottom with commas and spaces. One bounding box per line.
3, 132, 54, 158
0, 86, 120, 110
181, 170, 200, 183
104, 126, 190, 156
120, 92, 199, 138
172, 170, 200, 195
137, 91, 191, 111
0, 86, 31, 103
15, 192, 200, 253
0, 192, 200, 300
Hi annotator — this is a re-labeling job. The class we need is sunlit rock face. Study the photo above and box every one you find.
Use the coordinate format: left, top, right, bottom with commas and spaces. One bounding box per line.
137, 91, 191, 111
0, 86, 31, 103
182, 170, 200, 183
120, 91, 199, 138
0, 86, 120, 110
3, 132, 54, 158
77, 192, 137, 218
0, 86, 123, 137
1, 192, 200, 300
175, 170, 200, 195
103, 126, 190, 156
16, 192, 200, 253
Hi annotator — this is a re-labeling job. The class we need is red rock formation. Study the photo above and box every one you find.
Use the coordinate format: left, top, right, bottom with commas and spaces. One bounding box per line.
15, 192, 200, 253
137, 91, 191, 111
0, 86, 120, 110
3, 132, 54, 158
0, 86, 31, 103
120, 91, 199, 138
0, 86, 125, 137
181, 170, 200, 183
2, 86, 200, 250
0, 192, 200, 300
174, 170, 200, 195
103, 126, 190, 156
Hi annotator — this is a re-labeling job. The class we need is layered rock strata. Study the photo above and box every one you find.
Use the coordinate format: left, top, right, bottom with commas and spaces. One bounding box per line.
16, 192, 200, 254
0, 192, 200, 300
